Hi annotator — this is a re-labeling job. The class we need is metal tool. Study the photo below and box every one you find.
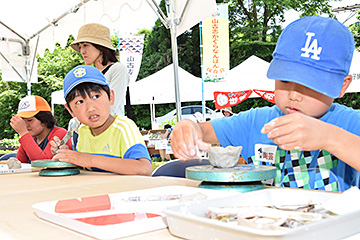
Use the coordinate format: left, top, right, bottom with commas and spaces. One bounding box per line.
60, 123, 80, 146
126, 194, 183, 202
60, 130, 73, 146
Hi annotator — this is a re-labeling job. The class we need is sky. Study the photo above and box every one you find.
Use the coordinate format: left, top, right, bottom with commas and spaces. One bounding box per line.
284, 0, 359, 28
326, 0, 359, 25
1, 0, 358, 39
124, 0, 360, 33
114, 0, 360, 33
97, 0, 159, 35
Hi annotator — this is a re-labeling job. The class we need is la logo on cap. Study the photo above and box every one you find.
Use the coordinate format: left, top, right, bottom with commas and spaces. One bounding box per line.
301, 32, 322, 60
74, 67, 86, 78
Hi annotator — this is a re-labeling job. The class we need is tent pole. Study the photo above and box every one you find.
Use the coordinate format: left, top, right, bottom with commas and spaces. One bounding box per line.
168, 0, 182, 123
0, 51, 26, 82
146, 0, 191, 123
26, 55, 31, 95
170, 28, 181, 123
28, 0, 91, 40
0, 21, 27, 43
150, 97, 156, 130
199, 21, 205, 119
146, 0, 169, 28
2, 0, 91, 95
0, 28, 30, 90
29, 36, 40, 84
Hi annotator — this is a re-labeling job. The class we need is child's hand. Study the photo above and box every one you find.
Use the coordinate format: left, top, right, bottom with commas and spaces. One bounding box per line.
53, 149, 90, 168
170, 119, 210, 160
10, 115, 28, 136
261, 113, 327, 151
50, 136, 69, 156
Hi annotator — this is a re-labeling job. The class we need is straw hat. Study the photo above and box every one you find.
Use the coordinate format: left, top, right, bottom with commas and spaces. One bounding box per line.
70, 23, 115, 53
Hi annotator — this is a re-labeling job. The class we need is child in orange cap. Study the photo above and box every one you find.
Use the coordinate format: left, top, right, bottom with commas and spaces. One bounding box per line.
10, 95, 72, 163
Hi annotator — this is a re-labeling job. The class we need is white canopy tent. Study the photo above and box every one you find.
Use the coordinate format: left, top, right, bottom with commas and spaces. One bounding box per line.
51, 89, 66, 114
0, 0, 217, 125
129, 56, 273, 106
0, 0, 161, 95
0, 0, 166, 58
129, 63, 203, 129
203, 55, 274, 100
130, 64, 203, 104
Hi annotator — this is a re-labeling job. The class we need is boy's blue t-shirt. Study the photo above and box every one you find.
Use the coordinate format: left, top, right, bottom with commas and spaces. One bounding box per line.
211, 103, 360, 191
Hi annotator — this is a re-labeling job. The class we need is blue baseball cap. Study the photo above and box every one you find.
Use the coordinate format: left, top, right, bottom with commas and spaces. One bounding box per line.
267, 16, 355, 98
63, 65, 110, 98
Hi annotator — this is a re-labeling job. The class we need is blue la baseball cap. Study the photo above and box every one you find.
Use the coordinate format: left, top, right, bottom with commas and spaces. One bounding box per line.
63, 65, 110, 98
267, 16, 355, 98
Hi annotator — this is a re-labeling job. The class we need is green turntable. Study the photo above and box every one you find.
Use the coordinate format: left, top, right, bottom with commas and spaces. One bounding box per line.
31, 159, 80, 176
186, 164, 276, 193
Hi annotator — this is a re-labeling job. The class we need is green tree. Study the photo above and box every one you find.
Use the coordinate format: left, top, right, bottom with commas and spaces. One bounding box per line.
226, 0, 336, 66
139, 1, 201, 78
349, 10, 360, 50
35, 39, 83, 128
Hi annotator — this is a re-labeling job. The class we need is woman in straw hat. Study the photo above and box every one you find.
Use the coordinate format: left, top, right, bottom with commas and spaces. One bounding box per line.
70, 23, 129, 116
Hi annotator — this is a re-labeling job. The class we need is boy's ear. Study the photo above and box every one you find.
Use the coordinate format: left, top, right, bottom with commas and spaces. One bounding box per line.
65, 104, 76, 118
338, 75, 352, 98
109, 89, 115, 106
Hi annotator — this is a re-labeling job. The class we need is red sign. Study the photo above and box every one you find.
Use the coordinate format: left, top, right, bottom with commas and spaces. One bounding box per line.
253, 89, 276, 104
214, 90, 252, 109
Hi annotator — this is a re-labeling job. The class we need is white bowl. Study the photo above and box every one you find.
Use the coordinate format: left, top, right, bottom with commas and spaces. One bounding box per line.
208, 146, 243, 168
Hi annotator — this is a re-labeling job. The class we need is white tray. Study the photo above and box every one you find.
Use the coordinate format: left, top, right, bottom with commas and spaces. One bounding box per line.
32, 186, 238, 240
0, 163, 33, 174
164, 188, 360, 240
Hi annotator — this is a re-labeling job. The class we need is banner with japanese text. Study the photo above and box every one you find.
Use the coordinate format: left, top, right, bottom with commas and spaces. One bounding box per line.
253, 89, 276, 104
214, 90, 252, 109
202, 3, 229, 82
118, 34, 145, 84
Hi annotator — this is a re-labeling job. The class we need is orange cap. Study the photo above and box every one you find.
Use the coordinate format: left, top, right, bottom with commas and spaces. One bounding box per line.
17, 95, 51, 118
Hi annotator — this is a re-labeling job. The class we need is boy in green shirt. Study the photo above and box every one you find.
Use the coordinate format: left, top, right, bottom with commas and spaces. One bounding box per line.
52, 65, 152, 175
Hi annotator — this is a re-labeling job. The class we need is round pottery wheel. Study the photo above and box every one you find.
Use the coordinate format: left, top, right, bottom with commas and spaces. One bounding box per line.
39, 168, 80, 176
186, 165, 276, 182
31, 159, 78, 168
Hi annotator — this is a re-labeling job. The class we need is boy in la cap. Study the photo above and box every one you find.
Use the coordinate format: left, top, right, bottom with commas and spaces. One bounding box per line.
170, 16, 360, 191
10, 95, 71, 163
51, 65, 152, 176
